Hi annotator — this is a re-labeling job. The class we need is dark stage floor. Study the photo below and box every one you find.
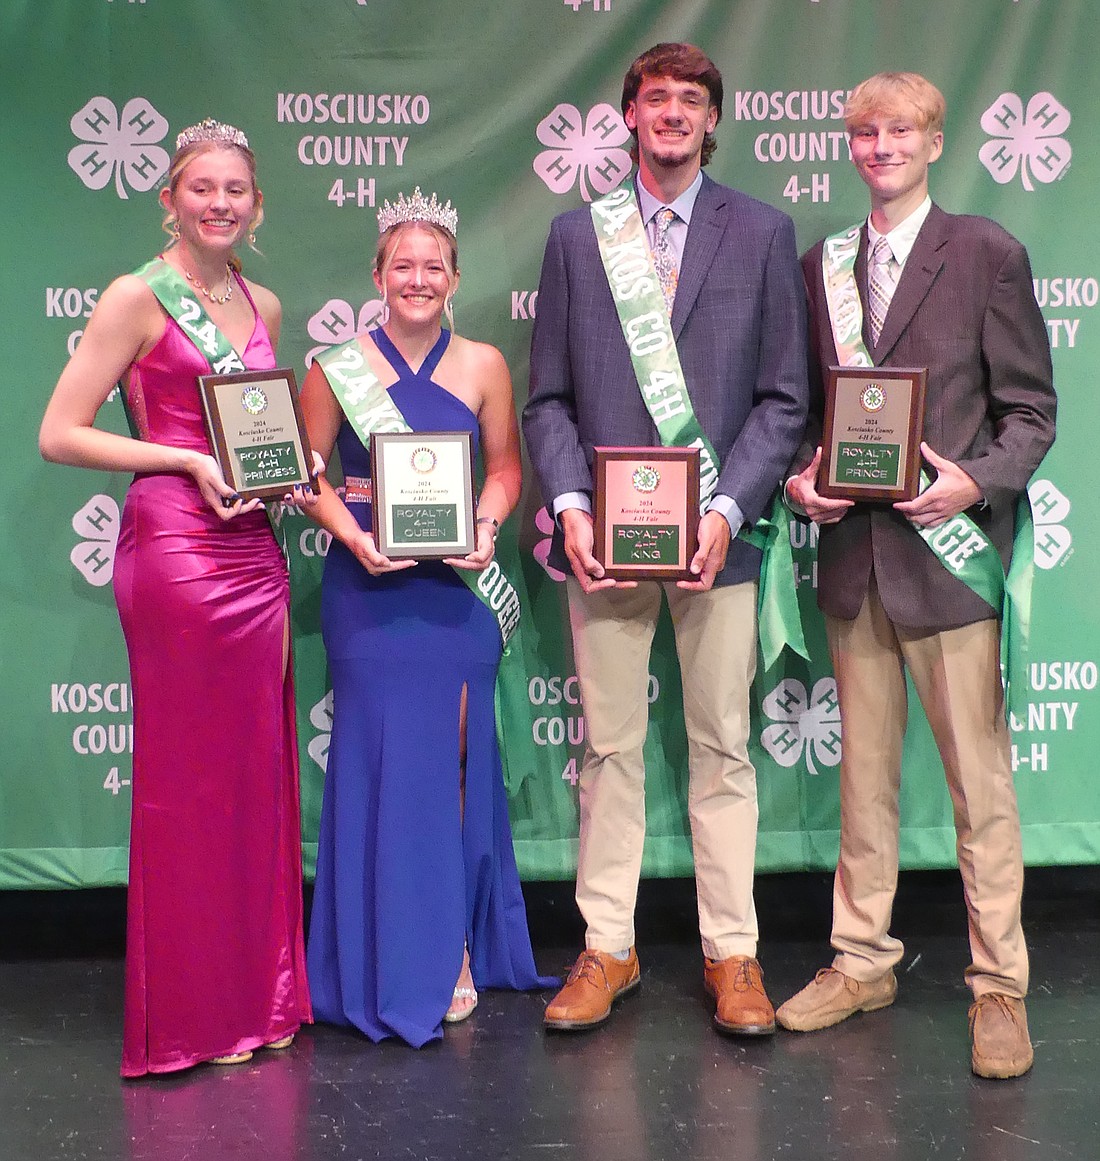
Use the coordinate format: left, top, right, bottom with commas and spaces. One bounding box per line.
2, 868, 1098, 1161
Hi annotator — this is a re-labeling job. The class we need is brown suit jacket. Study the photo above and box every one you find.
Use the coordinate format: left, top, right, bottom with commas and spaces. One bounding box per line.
800, 204, 1056, 631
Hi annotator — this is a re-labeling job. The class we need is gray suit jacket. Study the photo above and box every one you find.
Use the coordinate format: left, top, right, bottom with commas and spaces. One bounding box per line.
523, 173, 809, 586
800, 204, 1057, 629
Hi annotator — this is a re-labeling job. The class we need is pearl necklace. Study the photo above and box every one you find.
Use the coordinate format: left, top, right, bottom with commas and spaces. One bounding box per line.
184, 264, 234, 305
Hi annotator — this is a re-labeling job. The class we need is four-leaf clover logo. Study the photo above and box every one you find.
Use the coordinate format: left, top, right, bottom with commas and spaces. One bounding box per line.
70, 495, 120, 587
532, 506, 567, 582
760, 677, 841, 776
68, 97, 170, 199
305, 298, 385, 366
979, 92, 1071, 191
308, 691, 334, 772
1028, 478, 1072, 570
534, 103, 631, 201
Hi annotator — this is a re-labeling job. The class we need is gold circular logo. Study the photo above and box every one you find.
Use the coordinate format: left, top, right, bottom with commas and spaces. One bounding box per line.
860, 384, 886, 412
241, 386, 268, 415
632, 465, 660, 493
410, 447, 437, 474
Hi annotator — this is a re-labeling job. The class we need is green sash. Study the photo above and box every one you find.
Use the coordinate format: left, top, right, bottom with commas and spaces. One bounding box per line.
130, 259, 293, 559
315, 335, 521, 647
820, 223, 1034, 714
134, 257, 248, 375
590, 182, 807, 668
820, 225, 874, 369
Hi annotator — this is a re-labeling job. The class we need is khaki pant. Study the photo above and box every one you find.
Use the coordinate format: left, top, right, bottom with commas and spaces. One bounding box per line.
826, 577, 1028, 998
566, 578, 759, 961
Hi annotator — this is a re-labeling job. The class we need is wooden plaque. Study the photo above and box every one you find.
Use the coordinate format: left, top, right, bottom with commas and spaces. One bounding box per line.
370, 430, 476, 559
819, 366, 926, 502
197, 367, 319, 502
593, 446, 700, 581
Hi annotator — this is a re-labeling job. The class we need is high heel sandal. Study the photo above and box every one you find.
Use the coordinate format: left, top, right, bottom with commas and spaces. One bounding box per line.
444, 947, 478, 1024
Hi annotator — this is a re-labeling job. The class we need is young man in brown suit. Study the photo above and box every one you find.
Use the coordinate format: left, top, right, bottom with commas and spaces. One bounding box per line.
778, 72, 1055, 1079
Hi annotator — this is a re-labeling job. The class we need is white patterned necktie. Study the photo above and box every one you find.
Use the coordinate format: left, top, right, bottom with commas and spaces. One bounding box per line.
651, 207, 679, 314
867, 234, 896, 345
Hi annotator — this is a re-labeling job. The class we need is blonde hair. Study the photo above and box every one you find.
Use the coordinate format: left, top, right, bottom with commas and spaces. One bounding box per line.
844, 72, 946, 135
374, 221, 460, 331
160, 141, 264, 254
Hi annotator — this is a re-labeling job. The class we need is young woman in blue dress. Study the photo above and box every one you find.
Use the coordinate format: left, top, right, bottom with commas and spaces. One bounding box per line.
299, 190, 552, 1046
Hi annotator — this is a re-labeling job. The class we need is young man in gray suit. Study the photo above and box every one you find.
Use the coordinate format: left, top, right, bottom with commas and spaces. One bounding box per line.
779, 72, 1056, 1078
523, 43, 808, 1036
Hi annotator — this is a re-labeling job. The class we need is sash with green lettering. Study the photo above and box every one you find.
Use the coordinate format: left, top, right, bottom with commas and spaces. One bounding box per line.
315, 335, 521, 648
130, 258, 292, 560
820, 223, 1034, 714
590, 182, 807, 668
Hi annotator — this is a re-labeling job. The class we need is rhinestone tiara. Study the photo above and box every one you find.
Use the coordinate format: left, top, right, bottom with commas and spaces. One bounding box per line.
175, 118, 250, 152
377, 187, 458, 236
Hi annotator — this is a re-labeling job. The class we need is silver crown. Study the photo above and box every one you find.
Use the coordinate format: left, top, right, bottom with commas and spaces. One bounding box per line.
175, 118, 250, 152
377, 187, 458, 236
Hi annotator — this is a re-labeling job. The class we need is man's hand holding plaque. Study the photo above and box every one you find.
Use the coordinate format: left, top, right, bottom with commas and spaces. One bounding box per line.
788, 446, 854, 525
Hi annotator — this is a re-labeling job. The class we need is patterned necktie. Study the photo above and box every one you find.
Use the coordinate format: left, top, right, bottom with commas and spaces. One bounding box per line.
867, 234, 897, 345
651, 207, 679, 315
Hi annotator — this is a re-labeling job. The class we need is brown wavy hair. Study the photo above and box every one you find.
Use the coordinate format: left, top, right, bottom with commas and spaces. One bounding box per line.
621, 43, 724, 166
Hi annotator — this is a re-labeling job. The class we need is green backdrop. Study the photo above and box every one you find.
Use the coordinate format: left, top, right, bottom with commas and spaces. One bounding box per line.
2, 0, 1096, 887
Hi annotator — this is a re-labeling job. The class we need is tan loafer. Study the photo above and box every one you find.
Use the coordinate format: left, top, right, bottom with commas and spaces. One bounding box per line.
969, 993, 1033, 1079
776, 967, 897, 1032
544, 948, 640, 1031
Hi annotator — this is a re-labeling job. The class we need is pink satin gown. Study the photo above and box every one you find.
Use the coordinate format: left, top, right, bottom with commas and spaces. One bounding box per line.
114, 282, 311, 1077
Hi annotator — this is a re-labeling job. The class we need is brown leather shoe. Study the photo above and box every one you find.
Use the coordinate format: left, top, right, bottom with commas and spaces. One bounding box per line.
544, 948, 640, 1031
969, 993, 1033, 1079
703, 955, 775, 1036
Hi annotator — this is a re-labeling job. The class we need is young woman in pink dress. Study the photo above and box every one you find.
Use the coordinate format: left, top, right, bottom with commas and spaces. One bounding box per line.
40, 119, 314, 1077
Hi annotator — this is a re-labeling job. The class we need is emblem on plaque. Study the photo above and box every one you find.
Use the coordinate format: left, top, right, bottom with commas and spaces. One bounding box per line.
632, 465, 660, 494
859, 384, 886, 413
241, 386, 268, 416
410, 447, 438, 474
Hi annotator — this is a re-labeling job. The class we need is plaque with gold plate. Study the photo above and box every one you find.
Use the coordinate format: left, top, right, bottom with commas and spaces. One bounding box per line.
819, 366, 927, 502
197, 367, 320, 502
593, 446, 700, 581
